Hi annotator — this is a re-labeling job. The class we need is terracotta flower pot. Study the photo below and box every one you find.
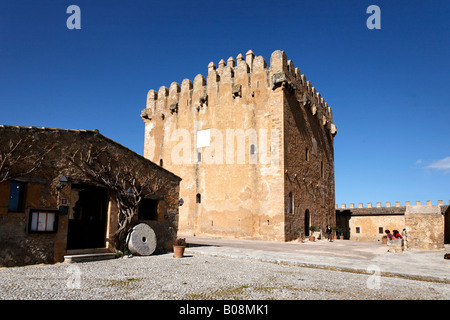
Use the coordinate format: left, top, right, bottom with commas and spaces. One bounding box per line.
309, 236, 315, 242
173, 245, 185, 258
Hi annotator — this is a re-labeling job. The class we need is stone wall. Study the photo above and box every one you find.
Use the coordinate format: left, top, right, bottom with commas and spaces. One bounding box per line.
348, 214, 405, 242
0, 182, 56, 266
336, 206, 406, 242
282, 50, 336, 240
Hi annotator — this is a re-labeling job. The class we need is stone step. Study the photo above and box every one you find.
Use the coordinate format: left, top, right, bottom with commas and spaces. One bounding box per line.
64, 252, 117, 263
66, 248, 111, 255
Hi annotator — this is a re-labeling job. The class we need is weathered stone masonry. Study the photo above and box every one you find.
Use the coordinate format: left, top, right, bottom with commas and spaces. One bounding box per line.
141, 50, 337, 241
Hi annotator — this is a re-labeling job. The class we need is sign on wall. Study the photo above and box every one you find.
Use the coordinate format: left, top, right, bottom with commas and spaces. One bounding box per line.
196, 129, 211, 148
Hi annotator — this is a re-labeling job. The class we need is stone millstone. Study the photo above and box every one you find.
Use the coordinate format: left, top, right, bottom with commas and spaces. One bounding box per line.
126, 224, 157, 256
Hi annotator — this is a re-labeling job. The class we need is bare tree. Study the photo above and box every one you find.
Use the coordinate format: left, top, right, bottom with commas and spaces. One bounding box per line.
0, 138, 54, 183
69, 145, 161, 251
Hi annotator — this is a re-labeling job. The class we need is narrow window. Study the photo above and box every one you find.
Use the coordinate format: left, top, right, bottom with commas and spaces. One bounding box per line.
288, 192, 293, 214
138, 198, 158, 220
356, 227, 361, 234
159, 159, 163, 167
196, 193, 201, 204
321, 161, 324, 178
305, 148, 309, 162
198, 151, 202, 163
250, 144, 256, 155
378, 227, 384, 234
312, 138, 317, 155
8, 181, 25, 212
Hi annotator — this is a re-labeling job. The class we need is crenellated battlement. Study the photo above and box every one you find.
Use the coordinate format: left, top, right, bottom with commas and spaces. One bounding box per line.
336, 200, 450, 209
141, 49, 337, 136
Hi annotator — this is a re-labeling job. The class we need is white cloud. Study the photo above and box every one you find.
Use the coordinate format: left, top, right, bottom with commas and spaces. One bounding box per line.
427, 156, 450, 174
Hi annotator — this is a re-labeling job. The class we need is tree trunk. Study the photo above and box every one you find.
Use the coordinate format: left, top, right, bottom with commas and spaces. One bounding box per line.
114, 195, 139, 252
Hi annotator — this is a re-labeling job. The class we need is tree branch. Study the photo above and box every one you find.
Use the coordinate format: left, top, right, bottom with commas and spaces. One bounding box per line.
67, 144, 154, 251
0, 139, 54, 183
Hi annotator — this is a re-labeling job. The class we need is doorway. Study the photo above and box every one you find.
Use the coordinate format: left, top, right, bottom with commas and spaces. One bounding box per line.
67, 184, 108, 250
304, 209, 310, 236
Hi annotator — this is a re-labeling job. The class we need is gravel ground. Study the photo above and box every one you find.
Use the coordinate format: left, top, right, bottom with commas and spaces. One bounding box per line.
0, 253, 449, 300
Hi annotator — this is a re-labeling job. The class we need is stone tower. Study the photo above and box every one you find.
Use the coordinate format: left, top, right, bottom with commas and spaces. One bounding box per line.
141, 50, 337, 241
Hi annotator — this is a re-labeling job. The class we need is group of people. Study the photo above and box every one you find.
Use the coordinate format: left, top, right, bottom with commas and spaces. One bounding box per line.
323, 225, 405, 242
385, 229, 403, 240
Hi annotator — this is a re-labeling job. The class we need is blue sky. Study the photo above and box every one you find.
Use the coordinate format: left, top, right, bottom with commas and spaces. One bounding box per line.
1, 0, 449, 206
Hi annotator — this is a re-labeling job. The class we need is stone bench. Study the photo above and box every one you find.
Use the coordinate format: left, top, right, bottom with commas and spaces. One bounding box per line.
387, 238, 404, 253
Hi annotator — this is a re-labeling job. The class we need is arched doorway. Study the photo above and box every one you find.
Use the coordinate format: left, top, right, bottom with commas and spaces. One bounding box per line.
304, 209, 310, 236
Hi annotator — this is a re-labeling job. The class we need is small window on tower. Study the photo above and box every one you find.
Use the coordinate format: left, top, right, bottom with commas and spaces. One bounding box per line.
196, 193, 201, 204
321, 161, 324, 178
288, 192, 293, 214
312, 138, 317, 155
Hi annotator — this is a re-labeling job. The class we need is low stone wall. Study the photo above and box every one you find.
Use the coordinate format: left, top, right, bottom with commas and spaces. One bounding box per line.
387, 239, 404, 253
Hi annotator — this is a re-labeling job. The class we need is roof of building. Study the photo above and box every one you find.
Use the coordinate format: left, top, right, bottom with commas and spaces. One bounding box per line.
0, 124, 182, 181
337, 204, 449, 216
336, 206, 406, 216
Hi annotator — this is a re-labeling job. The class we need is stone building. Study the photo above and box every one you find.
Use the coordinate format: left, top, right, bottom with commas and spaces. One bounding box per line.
0, 125, 181, 267
141, 50, 337, 241
336, 200, 450, 250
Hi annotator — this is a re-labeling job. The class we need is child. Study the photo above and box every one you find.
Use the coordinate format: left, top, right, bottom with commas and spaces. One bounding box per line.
385, 229, 394, 240
326, 225, 333, 242
393, 230, 403, 239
